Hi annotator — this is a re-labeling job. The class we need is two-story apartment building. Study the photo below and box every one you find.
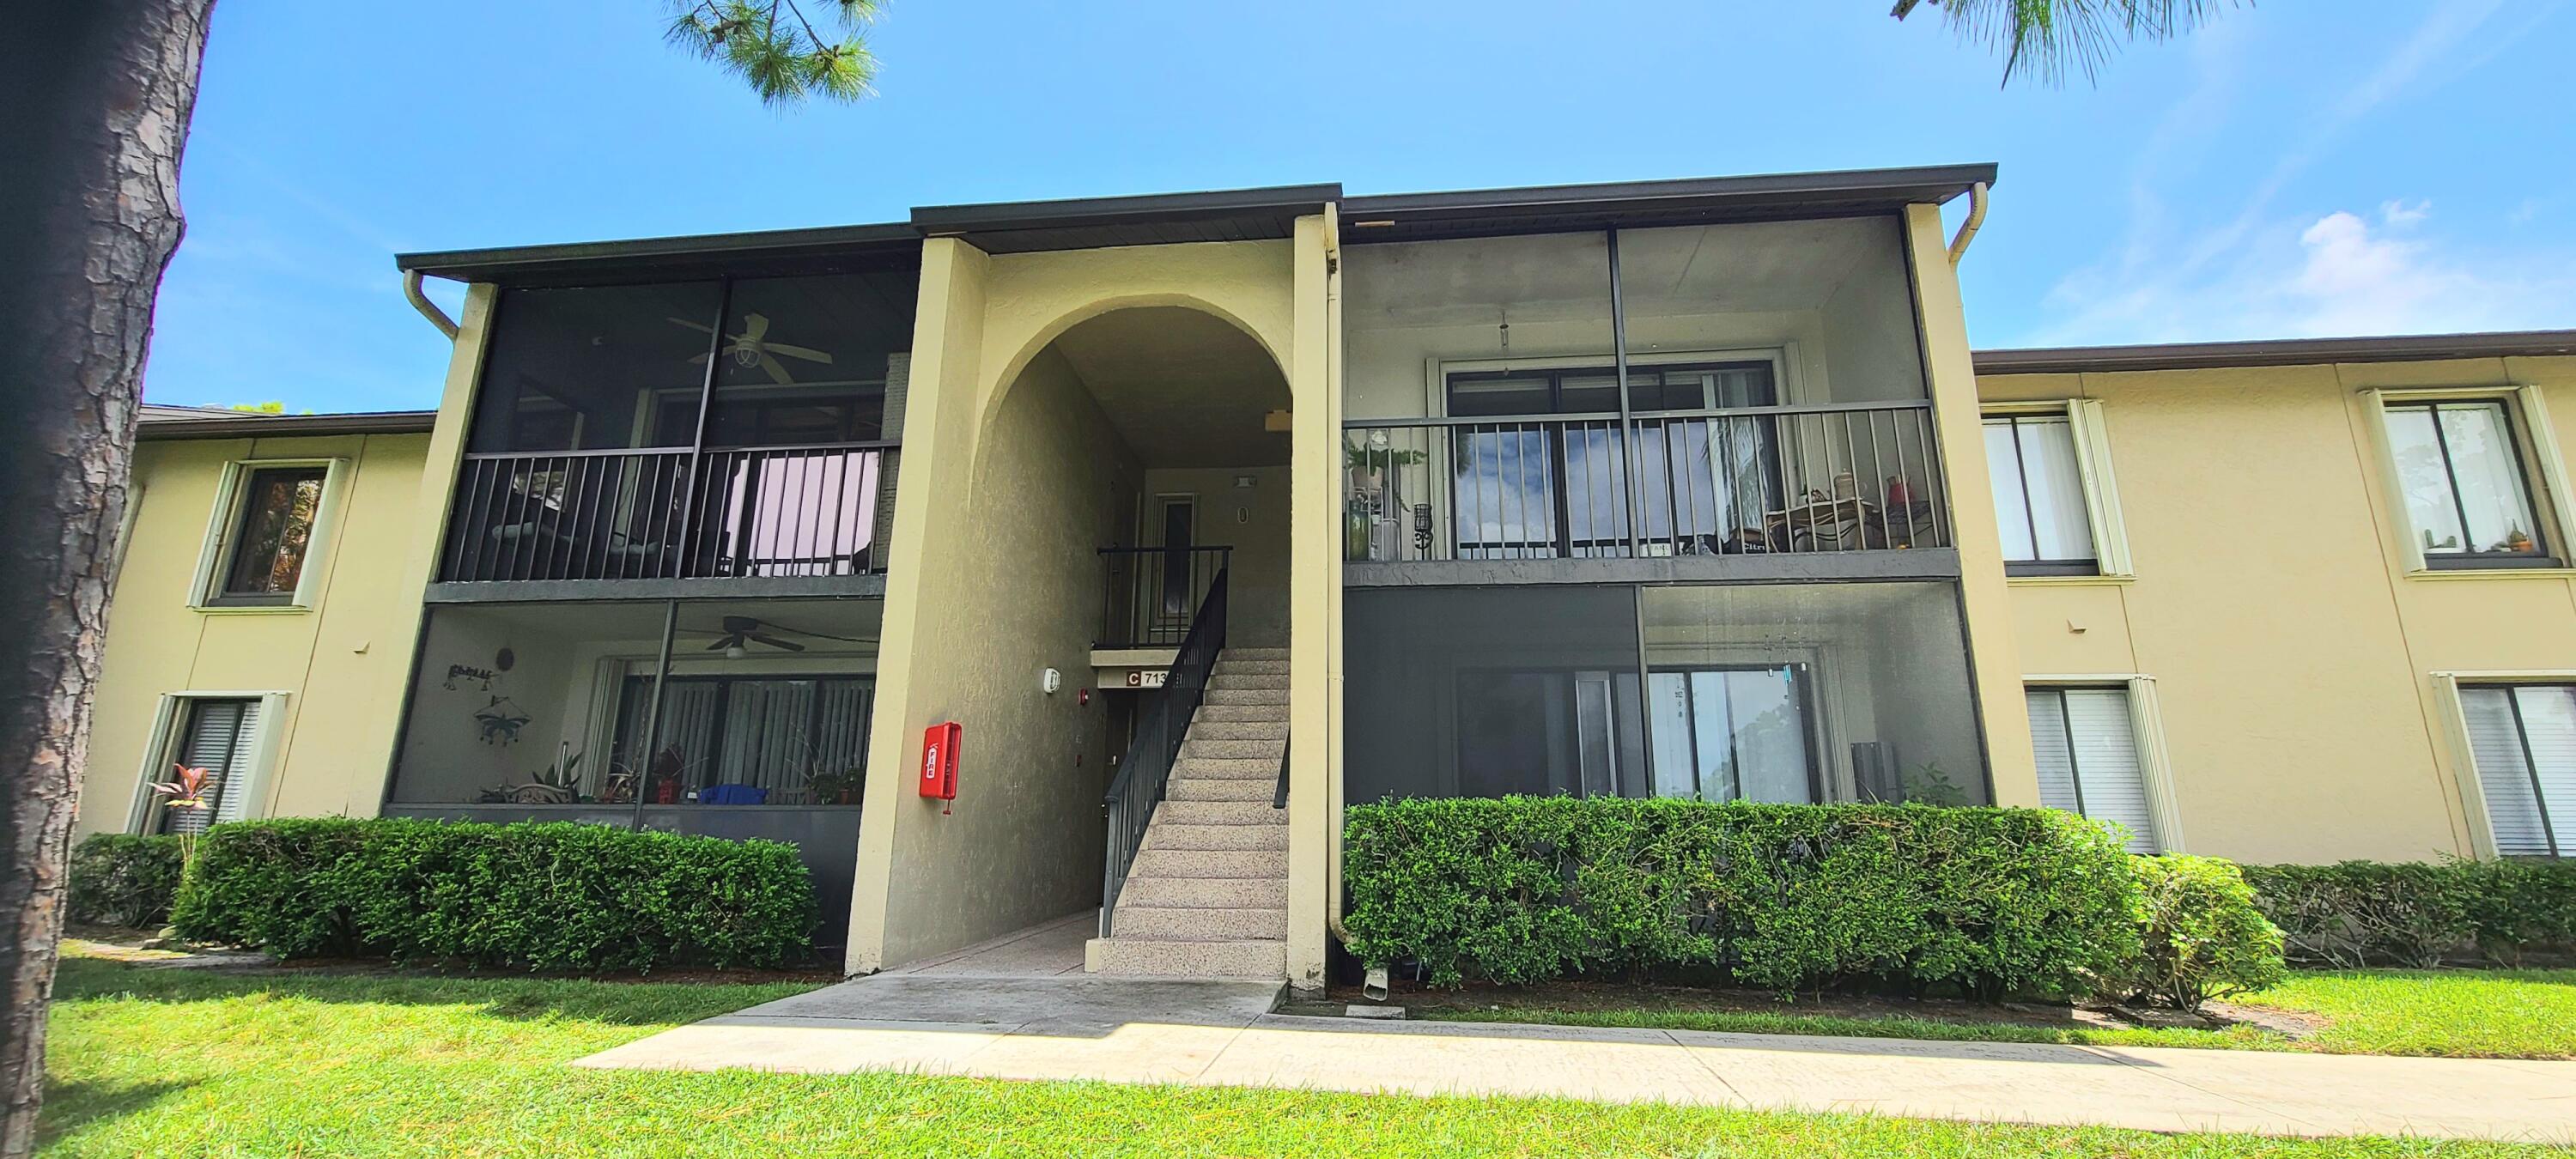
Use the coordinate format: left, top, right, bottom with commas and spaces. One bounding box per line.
80, 165, 2576, 993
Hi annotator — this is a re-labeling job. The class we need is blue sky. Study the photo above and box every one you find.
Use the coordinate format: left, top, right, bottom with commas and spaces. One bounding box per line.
147, 0, 2575, 414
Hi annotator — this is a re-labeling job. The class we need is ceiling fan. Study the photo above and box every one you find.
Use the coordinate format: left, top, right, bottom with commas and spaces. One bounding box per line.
702, 616, 806, 655
666, 313, 835, 385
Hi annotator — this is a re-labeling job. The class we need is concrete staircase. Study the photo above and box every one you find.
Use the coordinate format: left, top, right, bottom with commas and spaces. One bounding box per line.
1085, 646, 1290, 979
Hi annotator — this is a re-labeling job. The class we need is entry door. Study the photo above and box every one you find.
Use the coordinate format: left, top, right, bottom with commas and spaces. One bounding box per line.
1154, 495, 1197, 618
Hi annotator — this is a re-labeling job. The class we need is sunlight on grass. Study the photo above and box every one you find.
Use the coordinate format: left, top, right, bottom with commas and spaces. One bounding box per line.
1419, 969, 2576, 1060
38, 960, 2568, 1156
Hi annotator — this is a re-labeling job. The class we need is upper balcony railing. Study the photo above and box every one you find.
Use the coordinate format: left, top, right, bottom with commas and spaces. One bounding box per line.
439, 440, 896, 584
1343, 400, 1946, 564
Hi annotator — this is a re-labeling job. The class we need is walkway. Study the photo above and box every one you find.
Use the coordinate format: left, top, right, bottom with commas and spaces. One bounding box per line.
576, 917, 2576, 1144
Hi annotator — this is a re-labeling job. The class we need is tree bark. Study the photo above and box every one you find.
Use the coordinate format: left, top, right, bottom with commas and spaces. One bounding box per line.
0, 2, 214, 1153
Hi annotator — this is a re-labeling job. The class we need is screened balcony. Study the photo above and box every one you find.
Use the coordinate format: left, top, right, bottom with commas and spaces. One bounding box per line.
434, 270, 914, 594
1341, 218, 1949, 573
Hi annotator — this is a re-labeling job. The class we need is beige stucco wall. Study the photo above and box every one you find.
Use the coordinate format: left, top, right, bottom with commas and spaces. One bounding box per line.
1982, 353, 2576, 864
848, 236, 1308, 973
80, 430, 433, 834
1139, 465, 1291, 646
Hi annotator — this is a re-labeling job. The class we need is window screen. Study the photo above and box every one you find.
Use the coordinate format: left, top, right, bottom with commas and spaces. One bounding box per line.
152, 697, 263, 834
2458, 683, 2576, 857
2026, 686, 2157, 853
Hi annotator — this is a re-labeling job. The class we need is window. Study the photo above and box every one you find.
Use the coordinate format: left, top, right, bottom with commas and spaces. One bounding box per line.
2382, 399, 2557, 569
1645, 664, 1816, 803
2457, 683, 2576, 858
2026, 686, 2161, 853
140, 697, 265, 834
203, 464, 332, 607
611, 675, 875, 804
1985, 414, 2097, 575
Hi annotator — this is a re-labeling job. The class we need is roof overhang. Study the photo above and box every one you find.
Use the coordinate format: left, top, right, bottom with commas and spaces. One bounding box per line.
1975, 330, 2576, 375
909, 183, 1341, 254
397, 222, 920, 288
139, 411, 436, 440
1338, 164, 1996, 243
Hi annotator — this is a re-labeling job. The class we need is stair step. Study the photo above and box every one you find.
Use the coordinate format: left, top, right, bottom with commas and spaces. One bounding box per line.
1111, 906, 1286, 940
1153, 799, 1288, 826
1184, 737, 1285, 761
1087, 937, 1285, 978
1196, 703, 1288, 724
1166, 776, 1276, 802
1118, 875, 1287, 908
1205, 688, 1289, 706
1224, 646, 1290, 661
1145, 823, 1288, 852
1129, 848, 1286, 879
1188, 719, 1289, 741
1209, 672, 1289, 691
1213, 658, 1288, 677
1174, 755, 1276, 780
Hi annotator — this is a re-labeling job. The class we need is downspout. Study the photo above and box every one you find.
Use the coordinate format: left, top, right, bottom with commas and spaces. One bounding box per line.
404, 270, 460, 340
1315, 205, 1382, 997
1947, 181, 1990, 267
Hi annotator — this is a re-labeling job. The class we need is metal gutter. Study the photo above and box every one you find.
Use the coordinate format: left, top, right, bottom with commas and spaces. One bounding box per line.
139, 411, 436, 440
909, 183, 1341, 235
1975, 330, 2576, 376
397, 221, 920, 284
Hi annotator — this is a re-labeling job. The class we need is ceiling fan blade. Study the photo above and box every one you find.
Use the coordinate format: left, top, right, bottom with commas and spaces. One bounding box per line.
703, 637, 735, 651
666, 317, 716, 334
748, 634, 806, 652
763, 343, 835, 364
741, 313, 771, 342
759, 355, 795, 385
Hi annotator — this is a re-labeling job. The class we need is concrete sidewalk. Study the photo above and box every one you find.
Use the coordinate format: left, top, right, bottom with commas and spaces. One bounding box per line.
578, 989, 2576, 1143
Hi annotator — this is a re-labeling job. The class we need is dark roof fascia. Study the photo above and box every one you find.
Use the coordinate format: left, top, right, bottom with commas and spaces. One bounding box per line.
910, 183, 1340, 235
1974, 331, 2576, 376
397, 222, 921, 286
1337, 164, 1996, 240
139, 411, 437, 440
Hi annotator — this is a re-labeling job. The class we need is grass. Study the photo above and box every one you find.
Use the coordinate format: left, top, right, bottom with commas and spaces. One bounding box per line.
38, 958, 2565, 1157
1416, 969, 2576, 1059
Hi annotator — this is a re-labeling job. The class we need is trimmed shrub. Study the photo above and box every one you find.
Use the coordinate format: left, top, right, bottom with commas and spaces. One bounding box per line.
67, 834, 186, 928
1343, 798, 2142, 1001
2242, 859, 2576, 968
170, 817, 815, 972
2113, 855, 2286, 1010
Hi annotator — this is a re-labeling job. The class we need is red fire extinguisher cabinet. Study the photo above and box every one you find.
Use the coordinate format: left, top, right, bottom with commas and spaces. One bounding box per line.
920, 721, 960, 800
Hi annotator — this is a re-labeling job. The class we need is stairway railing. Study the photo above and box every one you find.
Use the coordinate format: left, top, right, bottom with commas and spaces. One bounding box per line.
1099, 565, 1229, 937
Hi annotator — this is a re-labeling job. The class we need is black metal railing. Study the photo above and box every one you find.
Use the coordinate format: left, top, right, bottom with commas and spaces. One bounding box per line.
439, 442, 896, 583
1272, 736, 1290, 810
1342, 401, 1946, 563
1101, 565, 1228, 937
1097, 545, 1231, 648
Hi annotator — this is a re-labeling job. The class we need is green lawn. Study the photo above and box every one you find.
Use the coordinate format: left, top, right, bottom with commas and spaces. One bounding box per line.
39, 959, 2561, 1157
1418, 969, 2576, 1059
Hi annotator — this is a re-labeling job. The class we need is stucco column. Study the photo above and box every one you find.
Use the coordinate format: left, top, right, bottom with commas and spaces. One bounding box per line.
1285, 214, 1337, 992
846, 237, 992, 974
368, 282, 496, 809
1904, 203, 2039, 806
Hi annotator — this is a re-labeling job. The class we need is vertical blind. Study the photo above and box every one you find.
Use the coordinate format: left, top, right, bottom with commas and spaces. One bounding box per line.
160, 697, 263, 834
2459, 684, 2576, 857
2027, 686, 2158, 853
616, 675, 875, 800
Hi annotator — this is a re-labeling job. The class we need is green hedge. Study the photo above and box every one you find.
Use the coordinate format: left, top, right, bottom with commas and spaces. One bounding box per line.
67, 834, 186, 928
169, 817, 816, 972
2115, 855, 2286, 1010
2240, 859, 2576, 968
1344, 798, 2142, 999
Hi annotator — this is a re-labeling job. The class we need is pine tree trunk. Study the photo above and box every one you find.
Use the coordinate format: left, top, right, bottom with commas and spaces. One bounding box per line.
0, 3, 214, 1153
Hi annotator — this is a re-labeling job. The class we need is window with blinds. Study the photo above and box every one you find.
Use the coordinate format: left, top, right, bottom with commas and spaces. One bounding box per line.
611, 675, 874, 803
2026, 686, 2159, 853
2458, 683, 2576, 858
153, 697, 264, 834
1984, 414, 2098, 576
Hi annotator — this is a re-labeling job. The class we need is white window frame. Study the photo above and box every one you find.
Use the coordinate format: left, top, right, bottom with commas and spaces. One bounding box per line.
2430, 671, 2576, 859
2022, 675, 2183, 853
1984, 400, 2132, 580
185, 457, 352, 612
2366, 385, 2576, 578
123, 690, 290, 834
